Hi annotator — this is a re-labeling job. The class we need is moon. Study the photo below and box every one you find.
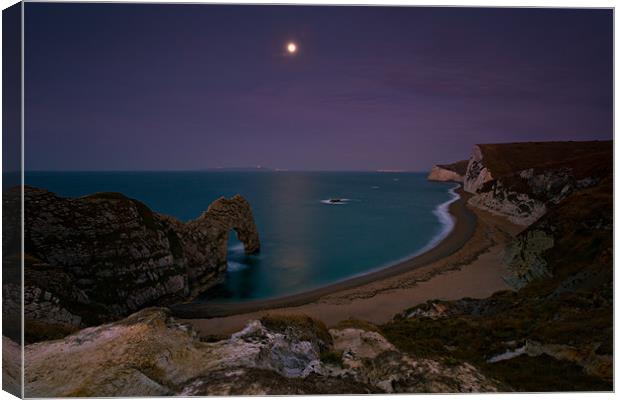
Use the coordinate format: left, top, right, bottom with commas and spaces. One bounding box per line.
287, 42, 297, 54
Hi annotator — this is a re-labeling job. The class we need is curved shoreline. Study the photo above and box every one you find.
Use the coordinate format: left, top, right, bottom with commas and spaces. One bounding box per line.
171, 186, 476, 319
418, 183, 461, 256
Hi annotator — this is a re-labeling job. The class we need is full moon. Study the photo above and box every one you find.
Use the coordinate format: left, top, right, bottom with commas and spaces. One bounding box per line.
287, 42, 297, 53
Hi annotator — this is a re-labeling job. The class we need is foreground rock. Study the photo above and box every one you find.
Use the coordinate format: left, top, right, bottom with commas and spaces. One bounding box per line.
19, 310, 500, 396
461, 141, 611, 225
427, 160, 468, 182
2, 186, 260, 342
2, 336, 21, 397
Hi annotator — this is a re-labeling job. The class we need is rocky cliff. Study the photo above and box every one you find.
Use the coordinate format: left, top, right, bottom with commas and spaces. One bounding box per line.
401, 141, 612, 391
383, 171, 612, 390
3, 186, 260, 342
427, 160, 468, 182
461, 141, 611, 225
16, 309, 501, 397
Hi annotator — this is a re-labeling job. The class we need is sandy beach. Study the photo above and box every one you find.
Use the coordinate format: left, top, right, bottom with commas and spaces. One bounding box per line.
177, 188, 523, 337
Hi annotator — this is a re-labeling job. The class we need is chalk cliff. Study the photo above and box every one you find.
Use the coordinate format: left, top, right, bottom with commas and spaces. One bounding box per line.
3, 186, 260, 342
452, 140, 613, 288
461, 141, 611, 225
427, 160, 468, 183
388, 170, 612, 390
401, 141, 612, 390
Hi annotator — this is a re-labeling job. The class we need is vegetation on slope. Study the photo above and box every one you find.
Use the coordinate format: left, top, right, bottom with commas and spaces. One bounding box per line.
379, 174, 612, 391
477, 140, 611, 178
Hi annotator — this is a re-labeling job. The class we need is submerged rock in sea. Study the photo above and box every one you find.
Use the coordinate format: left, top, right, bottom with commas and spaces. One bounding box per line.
18, 308, 500, 397
2, 186, 260, 341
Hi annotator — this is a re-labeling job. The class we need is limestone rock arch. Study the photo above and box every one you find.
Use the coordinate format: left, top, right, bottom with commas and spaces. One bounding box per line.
194, 194, 261, 257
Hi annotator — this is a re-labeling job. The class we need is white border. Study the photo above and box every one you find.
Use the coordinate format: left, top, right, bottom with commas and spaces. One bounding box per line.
0, 2, 616, 400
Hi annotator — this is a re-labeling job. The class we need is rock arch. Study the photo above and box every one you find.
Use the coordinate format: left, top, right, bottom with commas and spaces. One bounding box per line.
196, 194, 261, 256
18, 186, 262, 331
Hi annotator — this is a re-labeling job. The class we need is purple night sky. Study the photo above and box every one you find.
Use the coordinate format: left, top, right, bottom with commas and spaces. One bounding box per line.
25, 4, 612, 171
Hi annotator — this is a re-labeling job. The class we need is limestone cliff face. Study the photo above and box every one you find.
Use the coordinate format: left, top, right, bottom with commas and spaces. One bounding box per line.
4, 186, 260, 341
427, 160, 468, 183
461, 141, 611, 225
466, 174, 548, 226
463, 145, 494, 193
18, 309, 500, 397
171, 194, 260, 298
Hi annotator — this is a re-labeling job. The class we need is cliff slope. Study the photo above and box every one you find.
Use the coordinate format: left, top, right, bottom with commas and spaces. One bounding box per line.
3, 186, 260, 342
388, 147, 613, 391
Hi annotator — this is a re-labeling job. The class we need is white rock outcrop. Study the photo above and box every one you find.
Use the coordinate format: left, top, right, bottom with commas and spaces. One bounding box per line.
463, 145, 494, 194
19, 308, 501, 397
467, 186, 547, 226
459, 143, 606, 226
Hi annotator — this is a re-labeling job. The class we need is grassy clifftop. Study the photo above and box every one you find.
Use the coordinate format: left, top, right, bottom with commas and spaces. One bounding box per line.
477, 140, 611, 178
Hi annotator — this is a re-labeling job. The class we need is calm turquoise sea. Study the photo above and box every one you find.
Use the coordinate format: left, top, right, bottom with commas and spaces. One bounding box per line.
24, 171, 457, 302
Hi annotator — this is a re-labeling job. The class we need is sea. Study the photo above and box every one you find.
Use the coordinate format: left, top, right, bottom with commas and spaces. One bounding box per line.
23, 171, 458, 302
